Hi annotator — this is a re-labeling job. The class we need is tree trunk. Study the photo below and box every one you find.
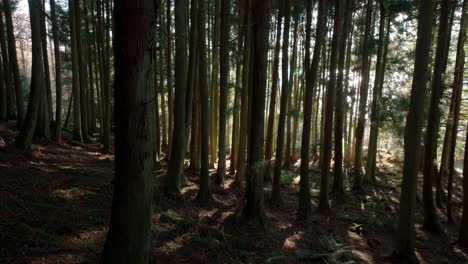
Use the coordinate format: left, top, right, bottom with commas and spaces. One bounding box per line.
74, 0, 89, 141
166, 0, 174, 159
299, 0, 327, 219
265, 10, 282, 161
50, 0, 62, 141
459, 1, 468, 238
197, 0, 212, 204
100, 1, 158, 262
40, 0, 53, 123
69, 0, 82, 142
448, 0, 467, 223
15, 0, 45, 150
242, 0, 268, 225
365, 0, 389, 183
320, 0, 344, 211
209, 0, 220, 169
0, 6, 14, 120
353, 0, 373, 190
396, 0, 435, 260
333, 0, 352, 196
234, 0, 252, 187
3, 0, 24, 126
271, 0, 291, 205
217, 0, 230, 185
421, 0, 452, 231
166, 0, 188, 195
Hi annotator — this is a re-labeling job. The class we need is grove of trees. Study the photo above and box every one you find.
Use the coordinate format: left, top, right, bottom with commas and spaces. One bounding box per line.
1, 0, 468, 263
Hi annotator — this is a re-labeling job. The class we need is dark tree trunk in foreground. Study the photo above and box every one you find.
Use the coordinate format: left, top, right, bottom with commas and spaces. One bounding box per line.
460, 123, 468, 247
0, 7, 14, 120
353, 0, 372, 189
3, 0, 24, 127
197, 0, 212, 204
217, 0, 230, 185
459, 1, 468, 238
448, 0, 467, 223
166, 0, 188, 195
100, 0, 158, 262
51, 0, 63, 141
242, 0, 269, 224
271, 0, 290, 205
396, 0, 435, 261
265, 10, 282, 161
366, 0, 388, 183
332, 0, 352, 196
299, 0, 327, 220
320, 0, 344, 211
234, 0, 252, 187
422, 0, 452, 232
15, 0, 45, 150
40, 0, 53, 123
69, 0, 82, 142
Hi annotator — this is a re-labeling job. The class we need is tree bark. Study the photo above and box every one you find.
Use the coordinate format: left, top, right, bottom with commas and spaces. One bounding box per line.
299, 0, 327, 220
50, 0, 62, 141
3, 0, 24, 126
217, 0, 230, 184
448, 0, 467, 223
100, 0, 158, 262
242, 0, 269, 224
271, 0, 291, 205
396, 0, 435, 260
166, 0, 188, 195
197, 0, 212, 204
353, 0, 373, 190
15, 0, 46, 150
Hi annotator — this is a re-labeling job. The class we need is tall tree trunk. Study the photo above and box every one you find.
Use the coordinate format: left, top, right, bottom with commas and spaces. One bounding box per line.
271, 0, 291, 205
166, 0, 188, 195
3, 0, 24, 126
216, 0, 230, 184
100, 1, 158, 261
209, 0, 220, 169
447, 0, 467, 223
234, 0, 251, 187
320, 0, 344, 212
299, 0, 327, 220
332, 0, 352, 196
458, 0, 468, 240
230, 5, 244, 175
197, 0, 212, 204
285, 15, 299, 166
74, 0, 89, 141
40, 0, 53, 123
166, 0, 174, 158
353, 0, 373, 190
396, 0, 435, 260
15, 0, 45, 150
422, 0, 452, 231
84, 0, 96, 135
265, 10, 282, 161
365, 0, 388, 183
185, 0, 199, 171
242, 0, 269, 224
0, 6, 14, 120
51, 0, 62, 141
69, 0, 82, 142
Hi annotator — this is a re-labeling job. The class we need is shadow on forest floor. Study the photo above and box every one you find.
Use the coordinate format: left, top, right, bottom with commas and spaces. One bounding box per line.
0, 120, 467, 263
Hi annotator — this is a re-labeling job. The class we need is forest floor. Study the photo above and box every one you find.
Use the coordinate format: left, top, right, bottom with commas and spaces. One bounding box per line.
1, 121, 468, 264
